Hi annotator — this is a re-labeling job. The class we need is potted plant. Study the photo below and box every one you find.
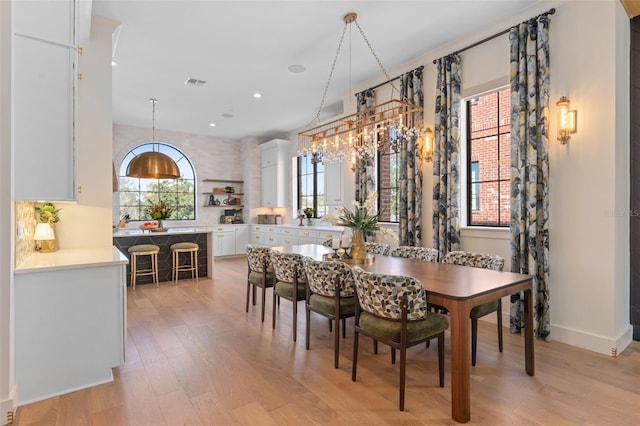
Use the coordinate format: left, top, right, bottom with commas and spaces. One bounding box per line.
304, 207, 314, 226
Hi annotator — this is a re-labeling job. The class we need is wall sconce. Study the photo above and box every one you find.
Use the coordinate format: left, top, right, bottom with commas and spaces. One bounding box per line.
556, 96, 577, 144
423, 127, 434, 162
34, 223, 56, 253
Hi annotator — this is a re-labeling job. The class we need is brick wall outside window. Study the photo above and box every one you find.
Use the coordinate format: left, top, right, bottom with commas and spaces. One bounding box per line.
468, 88, 510, 226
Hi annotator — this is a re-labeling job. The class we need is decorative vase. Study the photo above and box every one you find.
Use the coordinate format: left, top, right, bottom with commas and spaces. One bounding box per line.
307, 217, 314, 226
157, 219, 164, 230
350, 228, 366, 259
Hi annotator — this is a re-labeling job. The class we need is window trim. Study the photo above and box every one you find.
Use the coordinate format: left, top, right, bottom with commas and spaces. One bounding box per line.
296, 154, 324, 218
377, 148, 400, 224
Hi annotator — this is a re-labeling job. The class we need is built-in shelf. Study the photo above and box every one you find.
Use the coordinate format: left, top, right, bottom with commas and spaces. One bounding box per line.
203, 179, 244, 184
203, 192, 244, 196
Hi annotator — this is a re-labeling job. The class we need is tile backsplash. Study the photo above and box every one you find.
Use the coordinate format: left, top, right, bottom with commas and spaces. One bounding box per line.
15, 201, 36, 267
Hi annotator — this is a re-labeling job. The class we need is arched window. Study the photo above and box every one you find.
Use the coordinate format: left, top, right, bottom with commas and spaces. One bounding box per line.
119, 143, 196, 221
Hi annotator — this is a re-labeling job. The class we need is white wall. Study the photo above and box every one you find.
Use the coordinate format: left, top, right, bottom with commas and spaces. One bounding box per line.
0, 0, 16, 420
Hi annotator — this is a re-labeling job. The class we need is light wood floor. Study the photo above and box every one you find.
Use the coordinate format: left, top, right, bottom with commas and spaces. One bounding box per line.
15, 257, 640, 425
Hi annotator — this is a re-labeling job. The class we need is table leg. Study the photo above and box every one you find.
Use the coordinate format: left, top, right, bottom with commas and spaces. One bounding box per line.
448, 302, 471, 423
524, 285, 535, 376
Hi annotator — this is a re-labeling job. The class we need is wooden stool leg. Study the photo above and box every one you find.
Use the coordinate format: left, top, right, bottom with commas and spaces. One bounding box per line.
130, 254, 137, 291
153, 253, 159, 287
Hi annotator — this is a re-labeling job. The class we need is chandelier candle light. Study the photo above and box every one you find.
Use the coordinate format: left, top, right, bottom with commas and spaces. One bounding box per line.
298, 12, 423, 165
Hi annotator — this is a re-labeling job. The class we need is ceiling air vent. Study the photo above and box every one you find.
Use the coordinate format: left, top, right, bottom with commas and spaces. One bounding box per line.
184, 77, 207, 87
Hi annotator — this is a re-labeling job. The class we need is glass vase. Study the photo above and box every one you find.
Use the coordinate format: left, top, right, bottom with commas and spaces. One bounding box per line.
350, 228, 366, 259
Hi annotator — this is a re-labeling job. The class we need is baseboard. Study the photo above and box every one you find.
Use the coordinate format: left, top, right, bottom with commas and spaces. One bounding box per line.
1, 384, 17, 425
491, 310, 634, 357
17, 373, 113, 407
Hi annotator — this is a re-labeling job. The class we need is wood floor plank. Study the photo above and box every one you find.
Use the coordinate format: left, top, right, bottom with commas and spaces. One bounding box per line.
14, 256, 640, 425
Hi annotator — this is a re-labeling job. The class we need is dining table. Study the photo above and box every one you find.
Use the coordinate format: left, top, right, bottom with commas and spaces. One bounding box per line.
272, 244, 535, 423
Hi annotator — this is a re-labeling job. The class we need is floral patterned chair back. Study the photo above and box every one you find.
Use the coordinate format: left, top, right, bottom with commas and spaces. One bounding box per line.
269, 251, 307, 283
365, 242, 390, 256
246, 245, 273, 273
302, 257, 355, 298
351, 267, 427, 321
321, 239, 333, 247
442, 251, 504, 271
390, 246, 438, 262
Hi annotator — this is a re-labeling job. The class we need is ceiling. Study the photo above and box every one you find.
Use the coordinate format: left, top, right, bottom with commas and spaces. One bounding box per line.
92, 0, 544, 141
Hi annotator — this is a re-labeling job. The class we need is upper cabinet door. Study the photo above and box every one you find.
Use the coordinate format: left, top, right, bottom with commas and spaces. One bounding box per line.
259, 139, 289, 207
13, 0, 76, 46
14, 0, 78, 201
324, 161, 344, 206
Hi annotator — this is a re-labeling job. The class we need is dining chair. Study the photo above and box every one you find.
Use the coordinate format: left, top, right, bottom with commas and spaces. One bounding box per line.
269, 250, 307, 342
302, 257, 356, 368
442, 251, 505, 366
390, 246, 439, 262
351, 266, 449, 411
365, 241, 390, 256
245, 245, 275, 322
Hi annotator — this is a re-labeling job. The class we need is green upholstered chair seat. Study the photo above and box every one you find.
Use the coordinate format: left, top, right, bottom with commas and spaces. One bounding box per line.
170, 242, 199, 250
358, 311, 449, 344
275, 281, 306, 300
470, 300, 499, 318
309, 293, 355, 316
248, 271, 275, 287
128, 244, 160, 253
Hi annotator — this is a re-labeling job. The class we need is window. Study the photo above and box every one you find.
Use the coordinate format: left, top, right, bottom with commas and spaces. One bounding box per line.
466, 88, 510, 226
119, 143, 196, 220
377, 149, 400, 223
470, 161, 480, 211
297, 154, 325, 217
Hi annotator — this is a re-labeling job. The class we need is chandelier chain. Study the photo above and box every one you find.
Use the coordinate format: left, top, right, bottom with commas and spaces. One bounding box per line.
304, 21, 349, 130
353, 20, 403, 99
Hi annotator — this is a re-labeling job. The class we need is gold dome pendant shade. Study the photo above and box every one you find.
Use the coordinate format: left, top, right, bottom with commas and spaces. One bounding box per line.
126, 151, 180, 179
126, 98, 181, 179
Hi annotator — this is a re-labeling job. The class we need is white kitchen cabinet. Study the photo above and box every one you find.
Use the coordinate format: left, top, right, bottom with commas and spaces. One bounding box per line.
14, 0, 79, 201
260, 139, 289, 207
325, 161, 344, 206
213, 225, 250, 256
212, 226, 236, 257
14, 248, 127, 405
234, 224, 249, 253
250, 225, 344, 247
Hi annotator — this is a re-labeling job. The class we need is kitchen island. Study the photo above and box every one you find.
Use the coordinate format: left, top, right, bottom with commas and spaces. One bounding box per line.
113, 227, 214, 286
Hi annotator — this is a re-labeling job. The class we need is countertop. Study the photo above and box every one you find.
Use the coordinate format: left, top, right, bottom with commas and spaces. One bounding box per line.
15, 246, 128, 274
113, 226, 215, 237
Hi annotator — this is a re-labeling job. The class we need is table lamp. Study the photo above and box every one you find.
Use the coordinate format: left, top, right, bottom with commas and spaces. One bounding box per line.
34, 223, 56, 253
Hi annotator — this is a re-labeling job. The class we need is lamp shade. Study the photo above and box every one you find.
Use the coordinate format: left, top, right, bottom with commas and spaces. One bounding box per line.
34, 223, 55, 240
125, 151, 181, 179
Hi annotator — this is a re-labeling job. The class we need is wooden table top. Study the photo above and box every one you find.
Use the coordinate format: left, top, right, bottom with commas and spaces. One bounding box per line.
272, 244, 533, 300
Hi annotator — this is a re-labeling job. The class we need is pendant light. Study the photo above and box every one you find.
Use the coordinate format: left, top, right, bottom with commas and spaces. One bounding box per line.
126, 98, 181, 179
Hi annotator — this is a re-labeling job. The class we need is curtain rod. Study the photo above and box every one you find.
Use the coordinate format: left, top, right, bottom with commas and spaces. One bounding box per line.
356, 65, 425, 95
432, 7, 556, 64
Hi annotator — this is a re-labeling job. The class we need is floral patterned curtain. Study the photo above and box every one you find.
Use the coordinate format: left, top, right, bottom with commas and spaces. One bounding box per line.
355, 89, 376, 203
398, 68, 424, 246
432, 54, 461, 260
509, 15, 551, 340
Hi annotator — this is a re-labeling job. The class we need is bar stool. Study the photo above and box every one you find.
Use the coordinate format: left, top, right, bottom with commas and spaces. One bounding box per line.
170, 242, 199, 283
127, 244, 160, 290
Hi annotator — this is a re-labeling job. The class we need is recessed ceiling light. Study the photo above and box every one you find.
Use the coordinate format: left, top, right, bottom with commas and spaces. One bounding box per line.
221, 113, 234, 118
253, 92, 262, 98
209, 123, 216, 127
184, 77, 207, 87
288, 64, 306, 73
111, 60, 118, 67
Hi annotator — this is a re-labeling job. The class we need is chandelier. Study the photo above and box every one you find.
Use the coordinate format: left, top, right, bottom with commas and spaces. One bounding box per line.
298, 12, 423, 165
